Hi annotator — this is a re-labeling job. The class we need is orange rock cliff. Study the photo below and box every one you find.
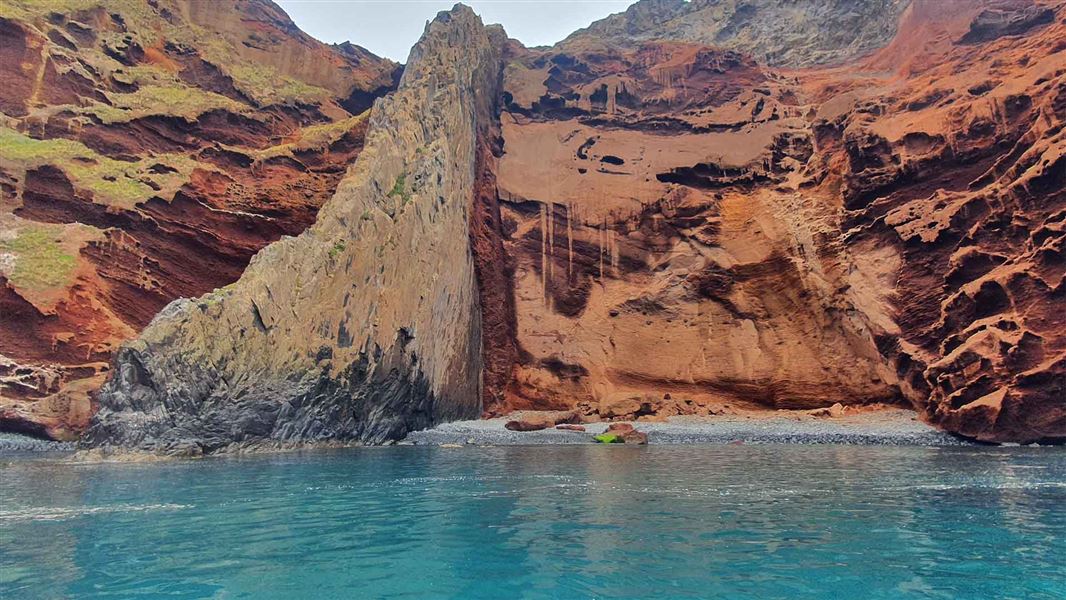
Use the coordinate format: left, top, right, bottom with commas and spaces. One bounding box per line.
1, 0, 1062, 449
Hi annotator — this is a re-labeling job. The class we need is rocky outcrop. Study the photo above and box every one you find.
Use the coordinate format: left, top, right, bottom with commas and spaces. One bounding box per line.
830, 0, 1066, 443
82, 6, 506, 453
482, 0, 1064, 443
561, 0, 912, 68
0, 0, 397, 439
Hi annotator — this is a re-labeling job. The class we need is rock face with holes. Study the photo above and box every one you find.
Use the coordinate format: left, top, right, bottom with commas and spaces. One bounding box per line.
82, 6, 506, 453
481, 0, 1064, 443
0, 0, 398, 439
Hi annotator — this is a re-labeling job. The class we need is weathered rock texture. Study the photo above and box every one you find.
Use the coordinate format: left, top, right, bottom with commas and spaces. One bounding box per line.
0, 0, 397, 439
82, 6, 506, 453
561, 0, 913, 68
62, 0, 1066, 449
488, 0, 1065, 443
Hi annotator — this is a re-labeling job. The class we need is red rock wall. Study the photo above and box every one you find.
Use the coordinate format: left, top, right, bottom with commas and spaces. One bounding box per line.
488, 0, 1065, 442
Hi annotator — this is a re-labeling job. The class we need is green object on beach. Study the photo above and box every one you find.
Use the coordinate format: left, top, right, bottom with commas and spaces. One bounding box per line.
593, 433, 625, 444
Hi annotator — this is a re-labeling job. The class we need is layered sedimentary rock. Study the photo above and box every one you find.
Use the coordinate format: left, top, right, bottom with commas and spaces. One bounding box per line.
83, 6, 505, 453
488, 0, 1064, 442
829, 0, 1066, 442
0, 0, 397, 439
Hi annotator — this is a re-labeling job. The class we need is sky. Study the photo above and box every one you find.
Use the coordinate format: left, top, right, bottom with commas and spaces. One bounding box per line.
275, 0, 635, 62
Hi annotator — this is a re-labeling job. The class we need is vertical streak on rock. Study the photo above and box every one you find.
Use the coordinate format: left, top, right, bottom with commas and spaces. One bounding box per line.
540, 203, 548, 306
548, 201, 555, 284
567, 202, 574, 280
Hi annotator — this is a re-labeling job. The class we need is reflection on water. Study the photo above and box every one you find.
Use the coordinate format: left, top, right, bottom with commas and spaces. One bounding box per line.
1, 445, 1064, 599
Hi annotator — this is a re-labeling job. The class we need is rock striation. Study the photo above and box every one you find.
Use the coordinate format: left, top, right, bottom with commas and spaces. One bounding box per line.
82, 6, 506, 453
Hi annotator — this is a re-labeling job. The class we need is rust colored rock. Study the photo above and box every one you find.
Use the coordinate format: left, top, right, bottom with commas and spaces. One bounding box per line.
809, 403, 847, 418
506, 410, 580, 431
8, 0, 1063, 446
603, 422, 648, 444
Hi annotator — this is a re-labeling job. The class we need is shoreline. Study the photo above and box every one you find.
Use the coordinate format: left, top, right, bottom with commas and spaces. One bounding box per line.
0, 409, 975, 457
406, 409, 973, 447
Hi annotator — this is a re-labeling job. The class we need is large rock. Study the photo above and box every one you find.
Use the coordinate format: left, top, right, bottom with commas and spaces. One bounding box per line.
81, 6, 506, 453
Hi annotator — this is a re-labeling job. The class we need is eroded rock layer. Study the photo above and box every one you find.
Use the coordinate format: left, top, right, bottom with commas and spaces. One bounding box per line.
488, 0, 1065, 443
83, 6, 505, 453
0, 0, 397, 439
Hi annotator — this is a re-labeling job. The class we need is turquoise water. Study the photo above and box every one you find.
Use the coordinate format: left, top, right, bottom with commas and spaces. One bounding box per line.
1, 445, 1064, 599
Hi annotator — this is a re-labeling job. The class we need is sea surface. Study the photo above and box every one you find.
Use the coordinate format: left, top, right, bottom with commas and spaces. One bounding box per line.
1, 445, 1063, 599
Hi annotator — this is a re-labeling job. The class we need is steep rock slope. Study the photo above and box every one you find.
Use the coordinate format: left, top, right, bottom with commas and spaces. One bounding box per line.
0, 0, 397, 439
80, 0, 1063, 448
83, 6, 506, 453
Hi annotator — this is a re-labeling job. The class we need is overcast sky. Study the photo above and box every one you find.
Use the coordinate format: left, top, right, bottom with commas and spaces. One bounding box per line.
275, 0, 635, 62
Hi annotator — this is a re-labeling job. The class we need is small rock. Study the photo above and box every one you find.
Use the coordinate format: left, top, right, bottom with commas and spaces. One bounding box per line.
808, 402, 847, 418
505, 419, 548, 431
556, 424, 586, 432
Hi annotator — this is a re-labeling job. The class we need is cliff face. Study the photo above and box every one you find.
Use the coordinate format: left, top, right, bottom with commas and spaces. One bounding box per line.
0, 0, 397, 439
488, 0, 1064, 442
83, 6, 506, 454
56, 0, 1066, 449
833, 0, 1065, 442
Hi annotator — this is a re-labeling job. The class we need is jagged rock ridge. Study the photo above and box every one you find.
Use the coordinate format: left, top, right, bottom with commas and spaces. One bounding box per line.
561, 0, 913, 67
83, 6, 506, 453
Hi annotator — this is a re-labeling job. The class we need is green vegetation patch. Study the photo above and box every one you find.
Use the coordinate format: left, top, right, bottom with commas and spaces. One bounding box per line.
253, 112, 369, 162
387, 173, 412, 205
0, 225, 78, 291
0, 127, 202, 209
84, 66, 246, 124
7, 0, 334, 107
593, 433, 625, 444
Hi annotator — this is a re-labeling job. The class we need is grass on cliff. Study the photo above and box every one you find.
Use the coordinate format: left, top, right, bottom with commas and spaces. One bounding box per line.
0, 225, 78, 291
253, 112, 369, 162
0, 127, 202, 209
387, 173, 412, 205
4, 0, 334, 107
86, 66, 247, 124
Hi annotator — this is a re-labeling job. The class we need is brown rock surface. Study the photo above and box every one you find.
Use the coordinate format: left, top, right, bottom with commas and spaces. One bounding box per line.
0, 0, 397, 439
484, 0, 1064, 443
